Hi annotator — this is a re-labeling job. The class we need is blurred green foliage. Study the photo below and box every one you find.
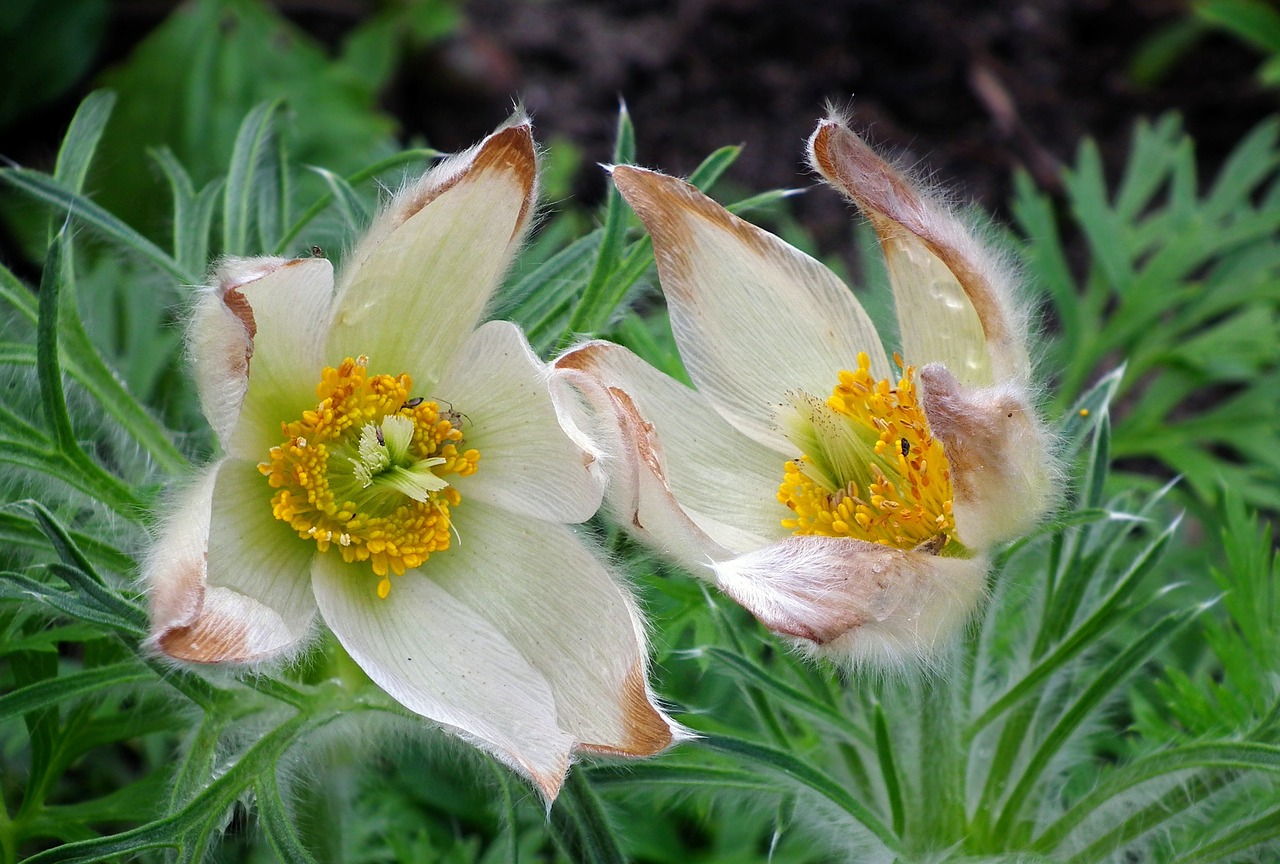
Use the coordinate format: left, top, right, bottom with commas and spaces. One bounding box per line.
0, 0, 108, 127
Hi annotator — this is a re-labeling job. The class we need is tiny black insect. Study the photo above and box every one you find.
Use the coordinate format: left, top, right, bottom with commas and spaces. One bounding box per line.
375, 427, 385, 447
310, 245, 326, 258
402, 396, 425, 410
900, 438, 911, 457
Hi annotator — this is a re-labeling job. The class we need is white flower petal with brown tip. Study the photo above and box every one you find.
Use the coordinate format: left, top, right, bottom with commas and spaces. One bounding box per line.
919, 364, 1055, 550
435, 501, 681, 761
808, 118, 1031, 387
145, 461, 316, 664
206, 257, 337, 461
557, 340, 786, 561
190, 257, 334, 454
438, 321, 604, 524
713, 535, 988, 667
611, 165, 890, 451
328, 121, 539, 389
311, 552, 576, 801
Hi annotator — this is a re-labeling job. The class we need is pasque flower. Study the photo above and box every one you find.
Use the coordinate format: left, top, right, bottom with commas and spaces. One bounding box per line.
557, 115, 1055, 666
146, 119, 678, 798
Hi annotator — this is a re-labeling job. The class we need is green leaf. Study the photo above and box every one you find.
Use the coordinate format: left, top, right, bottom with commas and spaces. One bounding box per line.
257, 772, 321, 864
0, 661, 152, 723
1035, 741, 1280, 853
0, 572, 145, 636
698, 732, 900, 852
565, 103, 637, 340
305, 165, 371, 237
1195, 0, 1280, 54
0, 168, 193, 283
873, 704, 905, 837
991, 604, 1203, 840
223, 99, 284, 255
49, 90, 117, 238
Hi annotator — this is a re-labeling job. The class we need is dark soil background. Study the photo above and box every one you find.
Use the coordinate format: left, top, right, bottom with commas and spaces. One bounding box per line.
9, 0, 1278, 249
403, 0, 1275, 241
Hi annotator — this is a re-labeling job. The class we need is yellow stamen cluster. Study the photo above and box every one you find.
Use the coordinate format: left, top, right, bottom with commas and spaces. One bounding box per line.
260, 356, 479, 597
778, 352, 956, 551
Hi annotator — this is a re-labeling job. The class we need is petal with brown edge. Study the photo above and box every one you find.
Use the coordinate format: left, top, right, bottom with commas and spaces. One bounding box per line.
611, 164, 890, 452
557, 340, 785, 561
312, 550, 576, 800
203, 257, 337, 462
918, 364, 1055, 551
430, 500, 682, 761
329, 119, 539, 391
145, 459, 318, 664
809, 118, 1030, 387
712, 534, 988, 667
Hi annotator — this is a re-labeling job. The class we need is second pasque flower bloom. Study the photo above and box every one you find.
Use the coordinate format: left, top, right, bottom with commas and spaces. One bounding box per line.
558, 115, 1055, 666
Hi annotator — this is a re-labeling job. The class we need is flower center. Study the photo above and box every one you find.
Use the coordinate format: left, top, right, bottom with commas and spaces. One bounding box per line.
775, 352, 961, 554
260, 355, 479, 598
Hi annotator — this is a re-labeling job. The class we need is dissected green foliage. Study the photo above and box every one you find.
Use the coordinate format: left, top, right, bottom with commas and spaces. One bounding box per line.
1014, 113, 1280, 511
1, 64, 1279, 864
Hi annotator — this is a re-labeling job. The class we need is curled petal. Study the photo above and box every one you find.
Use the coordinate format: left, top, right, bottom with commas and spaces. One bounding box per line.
145, 460, 317, 664
557, 340, 786, 567
189, 257, 333, 452
712, 535, 988, 667
439, 321, 603, 524
809, 117, 1030, 387
329, 118, 539, 389
611, 165, 889, 451
919, 364, 1056, 550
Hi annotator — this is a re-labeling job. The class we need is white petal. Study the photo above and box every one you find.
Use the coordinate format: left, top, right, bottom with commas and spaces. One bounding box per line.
809, 119, 1030, 387
435, 320, 603, 523
188, 257, 332, 453
558, 341, 787, 560
145, 459, 317, 663
328, 121, 538, 390
311, 552, 576, 800
918, 365, 1056, 550
209, 258, 337, 460
713, 535, 988, 668
434, 501, 678, 759
611, 166, 890, 451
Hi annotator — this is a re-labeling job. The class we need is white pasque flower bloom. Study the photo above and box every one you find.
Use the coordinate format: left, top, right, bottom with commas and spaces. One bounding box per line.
146, 119, 678, 799
557, 115, 1055, 667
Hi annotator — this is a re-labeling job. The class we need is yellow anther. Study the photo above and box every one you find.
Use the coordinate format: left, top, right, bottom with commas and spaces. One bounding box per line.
776, 355, 957, 551
260, 357, 480, 598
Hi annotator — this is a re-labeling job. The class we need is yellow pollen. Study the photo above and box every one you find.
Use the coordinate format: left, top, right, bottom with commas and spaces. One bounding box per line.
777, 353, 958, 551
260, 357, 480, 597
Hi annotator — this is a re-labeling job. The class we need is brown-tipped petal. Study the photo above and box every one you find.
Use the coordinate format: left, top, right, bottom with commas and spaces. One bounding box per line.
189, 257, 333, 453
809, 119, 1030, 387
430, 502, 684, 763
712, 535, 988, 667
611, 165, 890, 452
919, 364, 1055, 550
145, 461, 317, 664
330, 119, 539, 389
557, 340, 785, 567
311, 547, 575, 800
